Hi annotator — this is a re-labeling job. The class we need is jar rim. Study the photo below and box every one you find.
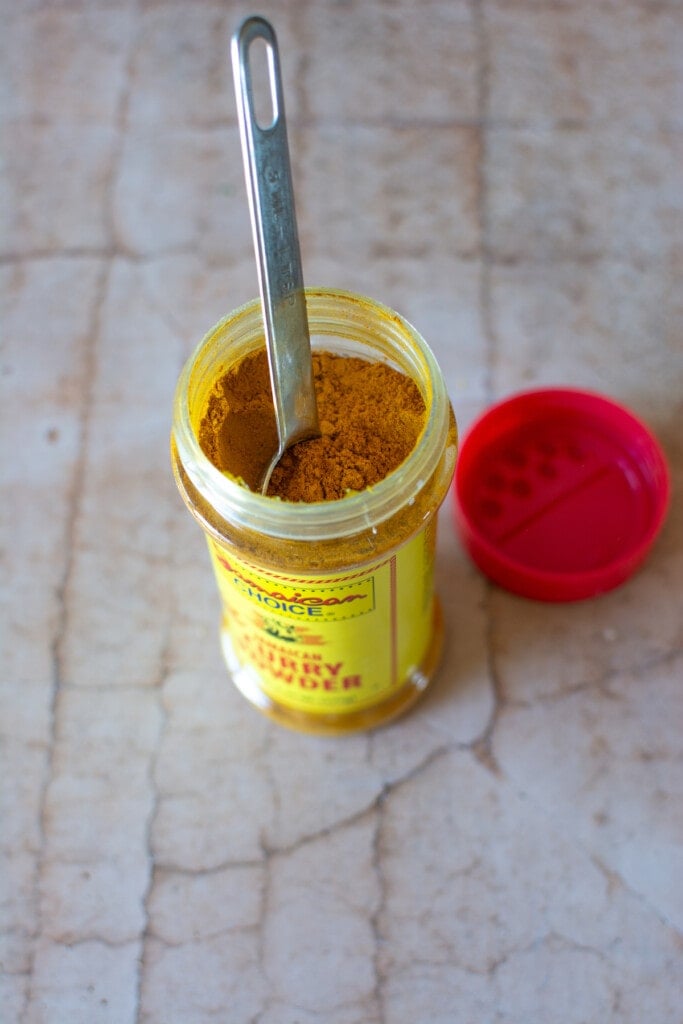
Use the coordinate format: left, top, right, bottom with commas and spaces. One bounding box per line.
172, 288, 452, 541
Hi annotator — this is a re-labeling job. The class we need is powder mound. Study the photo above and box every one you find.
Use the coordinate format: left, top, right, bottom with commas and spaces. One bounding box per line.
198, 348, 426, 502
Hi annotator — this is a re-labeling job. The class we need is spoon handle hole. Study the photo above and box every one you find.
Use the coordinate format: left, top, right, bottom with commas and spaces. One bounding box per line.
233, 17, 282, 135
245, 35, 279, 132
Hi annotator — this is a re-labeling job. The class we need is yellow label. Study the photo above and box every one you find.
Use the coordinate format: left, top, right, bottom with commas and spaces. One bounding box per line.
207, 524, 436, 715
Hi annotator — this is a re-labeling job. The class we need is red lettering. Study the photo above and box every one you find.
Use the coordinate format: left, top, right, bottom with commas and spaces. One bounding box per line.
267, 668, 294, 685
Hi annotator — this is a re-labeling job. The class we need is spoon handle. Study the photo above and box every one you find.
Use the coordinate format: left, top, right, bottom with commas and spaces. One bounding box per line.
231, 17, 319, 469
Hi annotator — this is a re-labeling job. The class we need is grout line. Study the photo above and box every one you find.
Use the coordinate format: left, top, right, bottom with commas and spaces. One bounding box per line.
369, 797, 388, 1024
109, 10, 168, 1022
472, 0, 494, 403
4, 112, 682, 133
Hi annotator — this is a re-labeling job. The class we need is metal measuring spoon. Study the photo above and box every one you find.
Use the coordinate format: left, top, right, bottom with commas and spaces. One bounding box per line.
231, 16, 320, 495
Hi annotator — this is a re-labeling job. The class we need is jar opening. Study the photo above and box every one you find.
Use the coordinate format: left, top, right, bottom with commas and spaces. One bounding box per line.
172, 288, 454, 540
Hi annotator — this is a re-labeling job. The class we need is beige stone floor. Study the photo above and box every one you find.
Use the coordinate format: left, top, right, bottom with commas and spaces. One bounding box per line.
2, 1, 682, 1022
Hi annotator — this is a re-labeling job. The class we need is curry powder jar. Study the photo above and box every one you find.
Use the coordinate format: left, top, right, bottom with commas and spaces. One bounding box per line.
171, 288, 457, 735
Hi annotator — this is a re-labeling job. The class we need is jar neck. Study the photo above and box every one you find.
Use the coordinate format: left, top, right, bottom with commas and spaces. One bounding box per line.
172, 288, 452, 542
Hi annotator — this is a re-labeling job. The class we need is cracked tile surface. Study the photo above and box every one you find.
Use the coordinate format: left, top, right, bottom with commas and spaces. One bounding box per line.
2, 1, 682, 1021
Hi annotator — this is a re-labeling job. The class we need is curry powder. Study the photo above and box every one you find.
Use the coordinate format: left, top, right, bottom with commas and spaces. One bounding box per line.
198, 349, 426, 500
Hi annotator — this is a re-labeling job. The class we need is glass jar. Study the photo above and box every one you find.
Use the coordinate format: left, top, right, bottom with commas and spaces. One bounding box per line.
171, 288, 457, 734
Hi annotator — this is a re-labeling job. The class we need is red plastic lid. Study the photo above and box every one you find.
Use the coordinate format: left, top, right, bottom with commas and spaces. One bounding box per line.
453, 388, 670, 602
